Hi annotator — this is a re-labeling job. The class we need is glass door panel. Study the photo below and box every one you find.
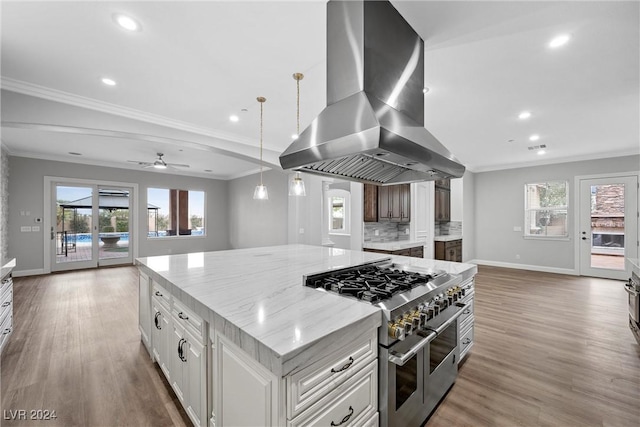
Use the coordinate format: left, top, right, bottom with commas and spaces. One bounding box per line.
580, 176, 638, 280
53, 184, 97, 271
98, 187, 132, 265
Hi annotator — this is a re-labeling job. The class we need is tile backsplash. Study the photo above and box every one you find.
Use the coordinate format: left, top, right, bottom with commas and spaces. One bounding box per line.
435, 221, 462, 236
364, 222, 410, 242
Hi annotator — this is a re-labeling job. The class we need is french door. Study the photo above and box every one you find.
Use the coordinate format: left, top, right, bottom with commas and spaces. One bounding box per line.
578, 175, 638, 280
51, 182, 133, 272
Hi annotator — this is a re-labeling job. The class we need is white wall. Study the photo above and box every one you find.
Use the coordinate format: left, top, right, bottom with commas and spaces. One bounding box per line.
461, 171, 476, 262
0, 143, 7, 262
228, 169, 289, 249
450, 177, 463, 222
8, 156, 229, 274
472, 155, 640, 273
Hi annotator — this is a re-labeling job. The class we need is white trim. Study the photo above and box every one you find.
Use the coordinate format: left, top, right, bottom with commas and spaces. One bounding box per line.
469, 259, 578, 276
12, 268, 46, 277
44, 176, 139, 274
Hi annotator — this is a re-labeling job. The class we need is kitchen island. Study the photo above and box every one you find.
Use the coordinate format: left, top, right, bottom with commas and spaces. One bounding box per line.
136, 244, 476, 426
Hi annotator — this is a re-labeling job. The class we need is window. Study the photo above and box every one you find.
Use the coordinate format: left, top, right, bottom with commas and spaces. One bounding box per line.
147, 188, 205, 238
327, 189, 350, 234
524, 181, 568, 238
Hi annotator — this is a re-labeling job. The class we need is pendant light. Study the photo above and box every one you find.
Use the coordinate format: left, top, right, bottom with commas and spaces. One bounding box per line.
288, 72, 307, 197
253, 96, 268, 200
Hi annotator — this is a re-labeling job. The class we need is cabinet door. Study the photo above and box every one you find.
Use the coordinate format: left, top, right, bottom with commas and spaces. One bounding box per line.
185, 330, 206, 427
158, 303, 172, 380
138, 271, 151, 354
364, 184, 378, 222
435, 241, 445, 260
389, 186, 402, 221
151, 304, 162, 362
410, 246, 423, 259
171, 322, 187, 404
378, 186, 390, 220
443, 190, 451, 222
400, 184, 411, 222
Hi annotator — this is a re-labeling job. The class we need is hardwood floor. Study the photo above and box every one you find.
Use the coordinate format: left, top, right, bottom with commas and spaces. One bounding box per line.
0, 267, 190, 427
2, 265, 639, 426
426, 266, 640, 427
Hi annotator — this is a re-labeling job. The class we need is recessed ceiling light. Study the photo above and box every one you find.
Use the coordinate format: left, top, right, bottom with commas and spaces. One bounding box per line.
549, 34, 571, 48
529, 134, 540, 141
518, 111, 531, 120
113, 14, 141, 32
537, 150, 546, 155
229, 115, 239, 122
68, 152, 82, 156
291, 134, 299, 140
101, 77, 116, 86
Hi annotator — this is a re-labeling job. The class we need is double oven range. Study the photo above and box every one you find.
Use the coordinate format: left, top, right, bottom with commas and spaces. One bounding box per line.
305, 258, 474, 427
625, 270, 640, 344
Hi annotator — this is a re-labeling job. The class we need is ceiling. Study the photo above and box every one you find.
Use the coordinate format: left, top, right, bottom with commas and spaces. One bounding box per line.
1, 1, 638, 180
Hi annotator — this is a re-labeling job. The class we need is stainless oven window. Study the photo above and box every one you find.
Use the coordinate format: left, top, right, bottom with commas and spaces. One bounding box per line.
395, 354, 418, 410
429, 321, 457, 373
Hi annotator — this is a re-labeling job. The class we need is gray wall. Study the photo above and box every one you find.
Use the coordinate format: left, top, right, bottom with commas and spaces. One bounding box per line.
461, 171, 476, 262
227, 169, 289, 249
473, 155, 640, 271
8, 156, 229, 273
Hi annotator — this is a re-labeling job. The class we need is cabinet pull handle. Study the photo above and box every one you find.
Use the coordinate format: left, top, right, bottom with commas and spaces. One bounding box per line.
463, 309, 471, 315
178, 338, 188, 361
330, 406, 353, 426
3, 328, 11, 335
330, 356, 354, 374
154, 312, 162, 330
463, 338, 472, 345
178, 312, 189, 321
1, 301, 9, 308
155, 291, 163, 297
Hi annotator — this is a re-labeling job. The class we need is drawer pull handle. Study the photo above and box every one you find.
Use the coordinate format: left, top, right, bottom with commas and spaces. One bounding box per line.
178, 338, 187, 362
1, 301, 10, 308
330, 406, 353, 427
178, 312, 189, 320
331, 356, 354, 374
463, 338, 472, 345
3, 328, 11, 335
463, 309, 470, 314
155, 291, 163, 297
154, 312, 162, 330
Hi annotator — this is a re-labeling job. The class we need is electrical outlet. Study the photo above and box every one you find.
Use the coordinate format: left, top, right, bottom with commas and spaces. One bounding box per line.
299, 228, 305, 234
405, 229, 410, 235
513, 226, 522, 232
374, 230, 379, 236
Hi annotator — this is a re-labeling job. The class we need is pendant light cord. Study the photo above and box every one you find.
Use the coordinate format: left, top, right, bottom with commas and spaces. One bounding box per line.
257, 96, 266, 186
296, 77, 300, 136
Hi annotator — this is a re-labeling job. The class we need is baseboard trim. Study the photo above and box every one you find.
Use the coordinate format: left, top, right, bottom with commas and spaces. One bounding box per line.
469, 259, 578, 276
12, 268, 47, 277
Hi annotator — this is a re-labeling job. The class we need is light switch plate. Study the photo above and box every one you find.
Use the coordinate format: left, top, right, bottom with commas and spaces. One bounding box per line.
513, 226, 522, 232
32, 226, 41, 232
20, 226, 32, 232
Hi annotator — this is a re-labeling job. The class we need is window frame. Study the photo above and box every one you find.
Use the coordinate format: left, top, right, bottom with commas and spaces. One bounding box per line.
523, 180, 569, 240
327, 189, 350, 236
147, 187, 206, 239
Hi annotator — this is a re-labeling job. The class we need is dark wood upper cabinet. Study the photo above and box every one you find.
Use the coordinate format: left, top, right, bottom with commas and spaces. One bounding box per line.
435, 179, 450, 222
377, 184, 410, 222
363, 184, 378, 222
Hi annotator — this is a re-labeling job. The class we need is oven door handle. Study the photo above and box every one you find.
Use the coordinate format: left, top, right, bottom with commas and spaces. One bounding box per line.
625, 284, 639, 297
388, 331, 437, 366
387, 302, 468, 367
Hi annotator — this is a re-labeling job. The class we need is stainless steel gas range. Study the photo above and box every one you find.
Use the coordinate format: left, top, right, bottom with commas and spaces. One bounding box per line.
305, 258, 475, 427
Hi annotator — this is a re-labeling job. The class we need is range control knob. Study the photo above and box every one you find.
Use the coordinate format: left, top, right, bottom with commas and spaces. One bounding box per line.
388, 323, 405, 341
402, 319, 414, 336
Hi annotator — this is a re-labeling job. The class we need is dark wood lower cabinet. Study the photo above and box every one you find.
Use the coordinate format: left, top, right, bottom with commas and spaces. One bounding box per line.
435, 239, 462, 262
363, 245, 423, 258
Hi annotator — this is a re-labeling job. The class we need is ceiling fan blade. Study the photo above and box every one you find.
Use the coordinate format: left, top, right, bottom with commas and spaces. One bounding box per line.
166, 163, 190, 168
127, 160, 152, 166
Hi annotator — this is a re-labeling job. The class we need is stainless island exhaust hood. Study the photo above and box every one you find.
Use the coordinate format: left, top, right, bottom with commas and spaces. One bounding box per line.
279, 0, 465, 185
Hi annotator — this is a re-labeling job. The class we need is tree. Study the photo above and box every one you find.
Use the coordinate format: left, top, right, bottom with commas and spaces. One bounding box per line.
190, 215, 203, 228
70, 214, 90, 233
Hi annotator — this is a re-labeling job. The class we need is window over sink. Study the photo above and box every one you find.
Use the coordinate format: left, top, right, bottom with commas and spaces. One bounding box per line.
147, 188, 205, 238
524, 181, 568, 238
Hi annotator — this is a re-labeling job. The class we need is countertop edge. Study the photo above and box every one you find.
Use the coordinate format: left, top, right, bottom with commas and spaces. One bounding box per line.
1, 258, 16, 280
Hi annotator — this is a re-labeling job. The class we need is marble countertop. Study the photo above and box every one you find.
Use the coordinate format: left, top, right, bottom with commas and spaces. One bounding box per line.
1, 258, 16, 280
136, 244, 477, 375
362, 239, 426, 251
627, 258, 640, 275
434, 234, 463, 242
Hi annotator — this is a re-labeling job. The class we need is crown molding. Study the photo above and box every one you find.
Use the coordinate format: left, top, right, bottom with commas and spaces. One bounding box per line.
1, 77, 259, 148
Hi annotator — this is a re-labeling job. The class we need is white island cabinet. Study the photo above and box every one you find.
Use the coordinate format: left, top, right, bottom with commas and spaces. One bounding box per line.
136, 245, 384, 426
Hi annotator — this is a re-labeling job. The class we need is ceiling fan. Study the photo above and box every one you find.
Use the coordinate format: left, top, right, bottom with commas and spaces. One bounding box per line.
127, 152, 190, 170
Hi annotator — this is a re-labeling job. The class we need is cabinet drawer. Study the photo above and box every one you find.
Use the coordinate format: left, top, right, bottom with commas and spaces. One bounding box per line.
0, 289, 12, 326
0, 307, 12, 351
459, 324, 474, 359
410, 246, 423, 258
393, 249, 411, 257
152, 280, 171, 309
172, 299, 203, 342
289, 360, 378, 427
458, 299, 474, 325
287, 330, 377, 420
1, 277, 12, 296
